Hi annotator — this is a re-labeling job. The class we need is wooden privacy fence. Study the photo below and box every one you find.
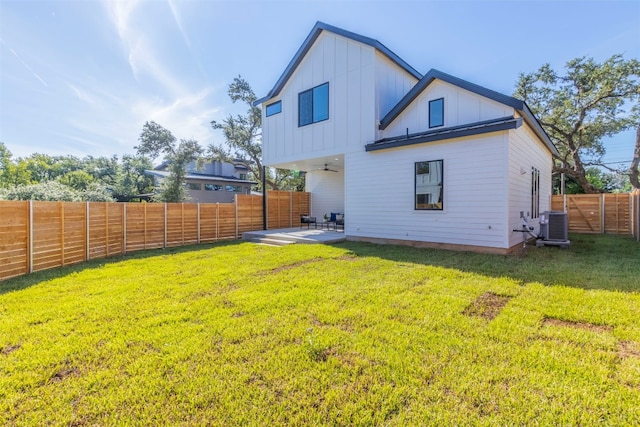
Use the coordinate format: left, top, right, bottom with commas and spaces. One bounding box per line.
551, 191, 640, 240
0, 191, 310, 281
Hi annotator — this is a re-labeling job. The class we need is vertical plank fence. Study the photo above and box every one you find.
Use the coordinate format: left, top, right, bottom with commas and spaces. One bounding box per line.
0, 191, 310, 281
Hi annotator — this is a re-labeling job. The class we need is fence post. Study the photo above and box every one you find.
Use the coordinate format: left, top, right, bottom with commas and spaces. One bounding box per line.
197, 203, 201, 244
164, 203, 167, 249
123, 203, 127, 254
86, 202, 90, 261
235, 195, 239, 239
28, 200, 33, 274
601, 194, 605, 234
60, 201, 65, 266
105, 203, 109, 257
216, 203, 219, 241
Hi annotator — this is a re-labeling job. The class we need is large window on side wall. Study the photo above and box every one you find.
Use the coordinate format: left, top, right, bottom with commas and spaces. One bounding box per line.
298, 82, 329, 126
531, 166, 540, 219
415, 160, 444, 210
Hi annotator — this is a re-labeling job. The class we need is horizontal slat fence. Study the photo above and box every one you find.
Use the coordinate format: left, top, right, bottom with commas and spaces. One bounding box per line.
0, 191, 310, 281
551, 191, 639, 239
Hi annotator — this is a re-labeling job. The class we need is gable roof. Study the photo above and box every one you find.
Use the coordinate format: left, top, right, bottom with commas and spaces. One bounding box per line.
253, 21, 422, 106
379, 69, 558, 156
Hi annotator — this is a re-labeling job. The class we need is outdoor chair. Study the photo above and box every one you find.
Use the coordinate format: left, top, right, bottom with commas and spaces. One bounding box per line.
328, 212, 344, 231
300, 214, 317, 229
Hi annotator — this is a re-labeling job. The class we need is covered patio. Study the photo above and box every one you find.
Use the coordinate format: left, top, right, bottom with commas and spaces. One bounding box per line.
242, 227, 345, 246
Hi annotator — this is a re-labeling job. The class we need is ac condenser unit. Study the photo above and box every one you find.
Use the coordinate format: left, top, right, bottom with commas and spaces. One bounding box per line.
537, 211, 570, 248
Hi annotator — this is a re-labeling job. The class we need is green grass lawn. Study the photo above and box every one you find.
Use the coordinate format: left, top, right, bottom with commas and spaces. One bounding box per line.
1, 234, 639, 425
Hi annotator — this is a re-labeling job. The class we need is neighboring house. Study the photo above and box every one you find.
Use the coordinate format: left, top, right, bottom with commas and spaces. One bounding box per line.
145, 160, 256, 203
255, 22, 559, 254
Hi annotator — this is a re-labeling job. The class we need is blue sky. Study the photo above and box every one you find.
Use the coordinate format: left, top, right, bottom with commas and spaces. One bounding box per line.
1, 0, 639, 168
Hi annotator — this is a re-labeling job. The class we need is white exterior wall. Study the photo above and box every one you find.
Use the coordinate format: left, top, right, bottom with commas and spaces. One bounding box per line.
262, 32, 377, 167
507, 123, 554, 248
375, 53, 418, 135
306, 169, 345, 219
346, 133, 510, 249
382, 80, 513, 138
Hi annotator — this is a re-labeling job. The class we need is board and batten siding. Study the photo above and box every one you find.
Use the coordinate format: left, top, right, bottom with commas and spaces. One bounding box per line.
381, 80, 514, 138
262, 32, 377, 168
374, 53, 419, 133
507, 123, 554, 248
346, 132, 510, 249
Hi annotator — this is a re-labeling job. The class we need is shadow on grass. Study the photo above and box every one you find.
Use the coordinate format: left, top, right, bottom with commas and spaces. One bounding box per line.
331, 233, 640, 293
2, 233, 638, 296
0, 240, 246, 296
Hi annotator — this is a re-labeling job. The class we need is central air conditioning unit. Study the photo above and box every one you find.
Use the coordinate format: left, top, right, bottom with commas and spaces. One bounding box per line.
537, 211, 570, 248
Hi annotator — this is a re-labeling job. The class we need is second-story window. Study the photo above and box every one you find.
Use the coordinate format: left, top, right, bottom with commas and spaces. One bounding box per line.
266, 101, 281, 117
299, 82, 329, 127
429, 98, 444, 128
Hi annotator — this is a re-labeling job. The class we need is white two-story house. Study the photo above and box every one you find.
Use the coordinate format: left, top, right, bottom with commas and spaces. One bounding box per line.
255, 22, 558, 254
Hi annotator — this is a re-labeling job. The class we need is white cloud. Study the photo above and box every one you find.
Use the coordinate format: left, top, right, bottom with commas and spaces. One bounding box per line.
1, 39, 48, 87
103, 0, 188, 96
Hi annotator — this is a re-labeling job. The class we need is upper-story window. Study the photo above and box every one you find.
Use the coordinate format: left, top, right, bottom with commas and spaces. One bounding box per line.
266, 101, 282, 117
429, 98, 444, 128
299, 82, 329, 127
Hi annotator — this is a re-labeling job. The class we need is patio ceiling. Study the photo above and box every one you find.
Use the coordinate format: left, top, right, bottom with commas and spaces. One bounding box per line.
267, 154, 344, 174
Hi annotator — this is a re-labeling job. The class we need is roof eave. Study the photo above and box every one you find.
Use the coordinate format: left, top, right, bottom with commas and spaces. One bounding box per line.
518, 103, 560, 157
367, 117, 522, 152
379, 69, 525, 130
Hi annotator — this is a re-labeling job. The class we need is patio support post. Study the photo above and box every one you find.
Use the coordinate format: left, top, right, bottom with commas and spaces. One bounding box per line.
262, 165, 267, 230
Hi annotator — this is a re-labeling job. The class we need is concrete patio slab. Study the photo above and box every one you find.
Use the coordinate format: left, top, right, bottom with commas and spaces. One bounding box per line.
242, 227, 345, 245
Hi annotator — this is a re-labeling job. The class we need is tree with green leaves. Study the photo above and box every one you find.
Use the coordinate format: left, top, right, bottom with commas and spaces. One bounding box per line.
209, 76, 304, 191
0, 143, 31, 187
135, 121, 203, 202
514, 54, 640, 193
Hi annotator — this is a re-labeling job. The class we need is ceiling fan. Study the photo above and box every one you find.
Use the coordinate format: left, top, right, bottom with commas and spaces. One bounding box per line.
317, 163, 339, 172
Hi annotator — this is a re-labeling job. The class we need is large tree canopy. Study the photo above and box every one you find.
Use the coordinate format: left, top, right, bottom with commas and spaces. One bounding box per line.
514, 54, 640, 193
209, 76, 304, 191
136, 121, 203, 202
0, 143, 153, 201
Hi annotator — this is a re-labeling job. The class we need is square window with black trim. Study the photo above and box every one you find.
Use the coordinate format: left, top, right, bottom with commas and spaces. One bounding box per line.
266, 101, 282, 117
299, 82, 329, 127
415, 160, 443, 210
429, 98, 444, 128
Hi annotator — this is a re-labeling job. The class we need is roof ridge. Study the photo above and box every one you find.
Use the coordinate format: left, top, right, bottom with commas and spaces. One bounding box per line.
254, 21, 421, 106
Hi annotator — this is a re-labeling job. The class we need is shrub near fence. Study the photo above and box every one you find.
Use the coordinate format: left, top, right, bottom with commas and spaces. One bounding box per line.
0, 191, 309, 281
550, 191, 640, 240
